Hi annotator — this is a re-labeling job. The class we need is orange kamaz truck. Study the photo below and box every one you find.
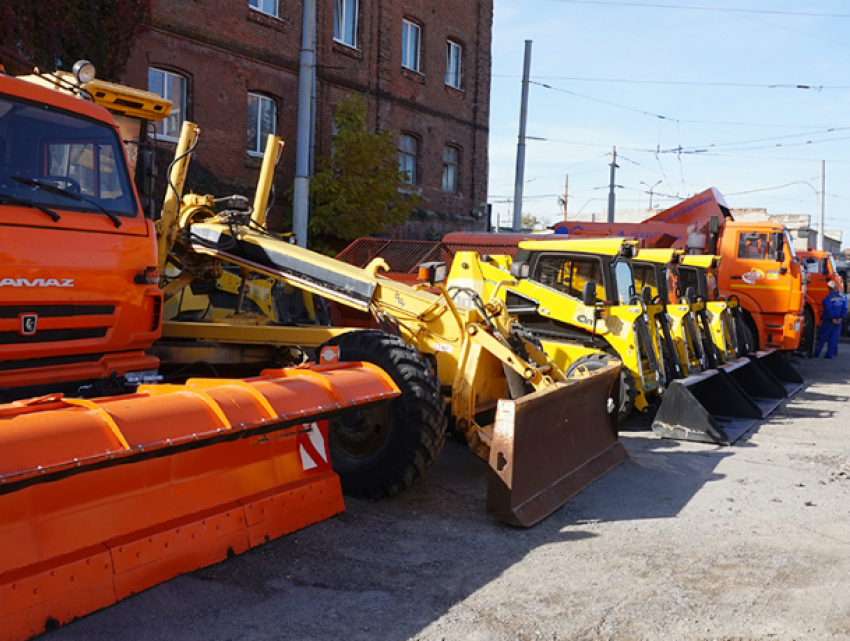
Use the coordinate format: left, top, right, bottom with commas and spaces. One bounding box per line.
0, 62, 399, 640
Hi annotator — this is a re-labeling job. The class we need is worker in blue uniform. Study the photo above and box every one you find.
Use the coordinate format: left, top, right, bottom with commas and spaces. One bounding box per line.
814, 280, 848, 359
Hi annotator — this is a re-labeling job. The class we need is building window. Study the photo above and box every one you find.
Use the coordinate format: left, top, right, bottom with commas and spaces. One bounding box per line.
248, 93, 276, 156
399, 134, 418, 184
402, 20, 421, 72
334, 0, 358, 47
446, 41, 462, 88
147, 68, 187, 140
442, 146, 459, 193
249, 0, 278, 17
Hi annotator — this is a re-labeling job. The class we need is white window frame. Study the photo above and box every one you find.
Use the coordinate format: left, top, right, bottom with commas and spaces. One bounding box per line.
334, 0, 359, 48
248, 93, 277, 156
249, 0, 278, 17
442, 146, 460, 193
148, 68, 187, 141
446, 40, 462, 88
402, 20, 421, 72
399, 134, 419, 185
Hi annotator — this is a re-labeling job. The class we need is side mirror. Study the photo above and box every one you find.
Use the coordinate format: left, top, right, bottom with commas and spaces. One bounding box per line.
771, 233, 785, 263
708, 216, 720, 255
582, 281, 598, 307
510, 261, 530, 280
136, 146, 157, 219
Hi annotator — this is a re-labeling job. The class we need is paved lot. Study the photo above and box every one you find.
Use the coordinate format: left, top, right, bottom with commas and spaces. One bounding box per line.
46, 353, 850, 641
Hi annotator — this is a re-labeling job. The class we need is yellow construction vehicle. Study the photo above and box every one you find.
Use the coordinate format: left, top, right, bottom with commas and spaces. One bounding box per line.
445, 239, 792, 445
154, 122, 626, 527
445, 238, 665, 422
631, 248, 791, 443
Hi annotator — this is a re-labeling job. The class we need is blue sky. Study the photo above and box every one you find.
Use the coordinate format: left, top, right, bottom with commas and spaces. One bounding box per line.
487, 0, 850, 242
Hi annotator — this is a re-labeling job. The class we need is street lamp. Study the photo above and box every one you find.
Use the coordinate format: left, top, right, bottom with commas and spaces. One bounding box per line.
640, 180, 662, 210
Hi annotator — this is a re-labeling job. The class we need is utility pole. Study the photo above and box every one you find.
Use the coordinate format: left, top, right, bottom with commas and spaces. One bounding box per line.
563, 174, 568, 221
292, 0, 316, 248
817, 160, 825, 251
607, 146, 618, 223
512, 40, 532, 233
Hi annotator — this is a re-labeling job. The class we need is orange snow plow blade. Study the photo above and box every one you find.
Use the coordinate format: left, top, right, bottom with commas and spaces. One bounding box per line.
0, 362, 398, 641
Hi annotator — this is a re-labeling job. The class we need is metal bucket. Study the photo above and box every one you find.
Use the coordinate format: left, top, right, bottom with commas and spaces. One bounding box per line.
486, 362, 627, 527
652, 367, 764, 445
751, 349, 804, 397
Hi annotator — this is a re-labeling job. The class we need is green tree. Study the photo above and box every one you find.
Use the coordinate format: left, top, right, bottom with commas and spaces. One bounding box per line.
307, 94, 418, 248
0, 0, 150, 81
522, 213, 544, 231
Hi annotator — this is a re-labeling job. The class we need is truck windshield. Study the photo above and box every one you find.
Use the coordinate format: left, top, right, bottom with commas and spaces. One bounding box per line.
0, 95, 138, 218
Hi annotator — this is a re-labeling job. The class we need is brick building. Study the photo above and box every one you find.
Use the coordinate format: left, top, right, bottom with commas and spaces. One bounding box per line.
120, 0, 493, 239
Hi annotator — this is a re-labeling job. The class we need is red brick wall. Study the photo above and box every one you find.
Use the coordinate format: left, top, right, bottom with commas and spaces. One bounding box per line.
121, 0, 492, 237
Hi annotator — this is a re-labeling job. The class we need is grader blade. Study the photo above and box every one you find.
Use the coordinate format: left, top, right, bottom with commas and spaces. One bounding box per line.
652, 368, 762, 445
750, 349, 804, 396
0, 363, 399, 641
486, 362, 627, 527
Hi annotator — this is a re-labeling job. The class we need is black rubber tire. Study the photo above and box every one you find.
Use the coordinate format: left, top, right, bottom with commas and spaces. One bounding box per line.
565, 352, 636, 422
798, 307, 815, 357
311, 330, 447, 499
741, 317, 759, 354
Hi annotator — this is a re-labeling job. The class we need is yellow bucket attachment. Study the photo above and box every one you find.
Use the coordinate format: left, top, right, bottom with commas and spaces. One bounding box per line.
486, 362, 627, 527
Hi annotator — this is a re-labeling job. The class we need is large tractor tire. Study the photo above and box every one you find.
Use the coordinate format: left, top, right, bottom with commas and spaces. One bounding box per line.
566, 352, 636, 422
312, 331, 447, 499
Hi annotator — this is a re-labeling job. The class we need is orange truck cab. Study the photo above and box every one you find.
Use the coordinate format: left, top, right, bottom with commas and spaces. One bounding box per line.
705, 219, 804, 351
0, 72, 163, 402
798, 248, 841, 325
553, 188, 806, 352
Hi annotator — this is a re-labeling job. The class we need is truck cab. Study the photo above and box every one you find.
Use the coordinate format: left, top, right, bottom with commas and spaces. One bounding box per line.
714, 221, 804, 351
0, 72, 162, 401
798, 248, 840, 327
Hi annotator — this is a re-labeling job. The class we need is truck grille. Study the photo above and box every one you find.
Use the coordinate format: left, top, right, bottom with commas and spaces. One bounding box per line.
0, 304, 115, 318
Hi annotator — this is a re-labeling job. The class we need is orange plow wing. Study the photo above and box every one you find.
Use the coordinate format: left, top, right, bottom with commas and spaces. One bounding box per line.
0, 362, 398, 641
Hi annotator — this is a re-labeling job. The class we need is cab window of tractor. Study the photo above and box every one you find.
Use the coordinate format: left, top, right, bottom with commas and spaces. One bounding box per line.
678, 267, 700, 301
664, 266, 682, 303
611, 259, 635, 304
633, 264, 659, 301
535, 254, 603, 303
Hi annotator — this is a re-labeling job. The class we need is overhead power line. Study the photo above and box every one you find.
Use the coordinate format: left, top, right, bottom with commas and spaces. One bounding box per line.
529, 81, 847, 130
546, 0, 850, 19
494, 75, 850, 91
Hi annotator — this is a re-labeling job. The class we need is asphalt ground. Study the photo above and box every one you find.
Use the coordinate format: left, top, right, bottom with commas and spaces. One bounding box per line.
44, 350, 850, 641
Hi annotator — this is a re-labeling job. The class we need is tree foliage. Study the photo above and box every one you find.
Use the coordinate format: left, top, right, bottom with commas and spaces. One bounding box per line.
522, 213, 545, 231
307, 94, 418, 247
0, 0, 150, 81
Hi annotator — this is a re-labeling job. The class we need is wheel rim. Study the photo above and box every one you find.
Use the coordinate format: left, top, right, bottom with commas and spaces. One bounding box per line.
328, 403, 392, 459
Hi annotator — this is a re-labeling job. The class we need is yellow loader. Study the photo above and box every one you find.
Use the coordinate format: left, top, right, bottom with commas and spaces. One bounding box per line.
632, 249, 789, 443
